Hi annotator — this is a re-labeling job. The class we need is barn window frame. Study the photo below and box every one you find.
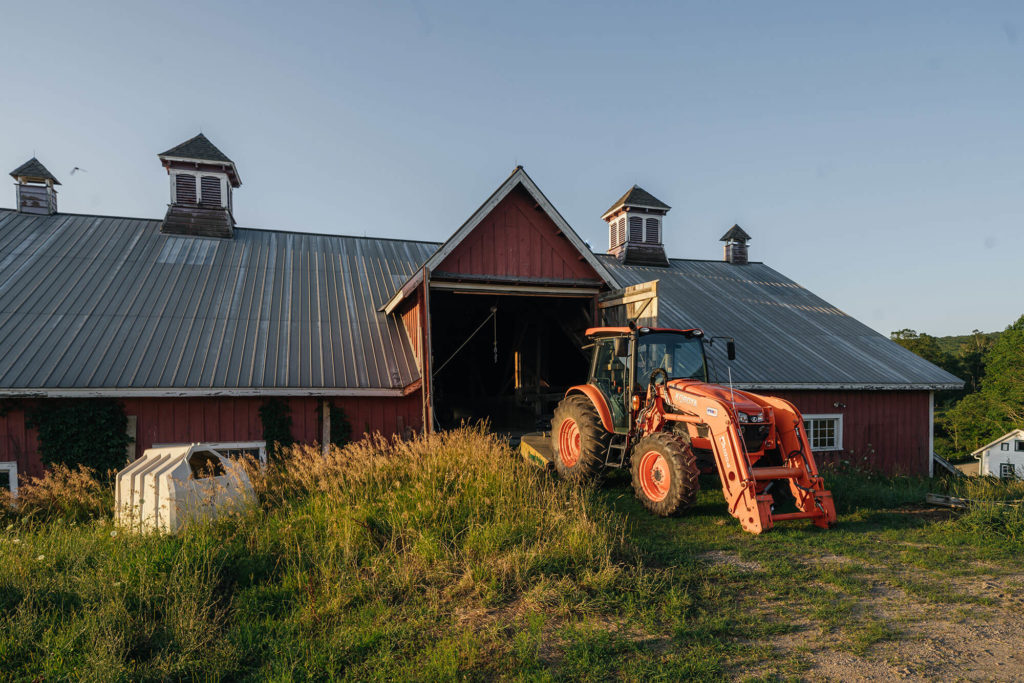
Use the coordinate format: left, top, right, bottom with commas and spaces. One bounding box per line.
0, 461, 17, 498
1000, 462, 1016, 480
1001, 442, 1010, 451
1015, 440, 1024, 452
802, 414, 843, 452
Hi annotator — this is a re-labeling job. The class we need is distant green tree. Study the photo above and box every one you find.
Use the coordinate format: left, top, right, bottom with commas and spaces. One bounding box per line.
890, 328, 963, 407
890, 329, 950, 369
954, 329, 994, 394
946, 315, 1024, 453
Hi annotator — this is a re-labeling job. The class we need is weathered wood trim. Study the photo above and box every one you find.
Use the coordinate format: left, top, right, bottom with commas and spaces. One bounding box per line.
429, 281, 600, 296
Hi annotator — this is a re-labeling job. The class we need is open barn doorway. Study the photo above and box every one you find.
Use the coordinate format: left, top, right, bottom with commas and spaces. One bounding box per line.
429, 291, 594, 436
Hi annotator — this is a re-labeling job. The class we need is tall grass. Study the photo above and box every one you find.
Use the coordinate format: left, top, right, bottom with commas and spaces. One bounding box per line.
945, 476, 1024, 543
0, 425, 644, 679
0, 463, 112, 526
821, 467, 936, 514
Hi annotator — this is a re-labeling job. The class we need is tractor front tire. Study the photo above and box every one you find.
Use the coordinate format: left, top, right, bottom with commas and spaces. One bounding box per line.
551, 394, 610, 481
630, 432, 700, 516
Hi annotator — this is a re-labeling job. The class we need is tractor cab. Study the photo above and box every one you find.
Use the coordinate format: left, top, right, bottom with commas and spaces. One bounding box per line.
584, 326, 708, 433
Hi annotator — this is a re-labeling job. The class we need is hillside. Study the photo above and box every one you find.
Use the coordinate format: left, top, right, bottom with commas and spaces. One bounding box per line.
3, 428, 1024, 680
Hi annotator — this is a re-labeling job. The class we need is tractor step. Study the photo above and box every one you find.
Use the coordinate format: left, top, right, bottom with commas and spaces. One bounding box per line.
603, 438, 628, 469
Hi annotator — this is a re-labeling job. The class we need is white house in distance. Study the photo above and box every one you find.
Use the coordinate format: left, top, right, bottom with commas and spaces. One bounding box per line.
972, 429, 1024, 480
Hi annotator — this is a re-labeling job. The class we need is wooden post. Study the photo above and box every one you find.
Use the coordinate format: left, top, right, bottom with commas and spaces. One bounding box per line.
322, 400, 330, 455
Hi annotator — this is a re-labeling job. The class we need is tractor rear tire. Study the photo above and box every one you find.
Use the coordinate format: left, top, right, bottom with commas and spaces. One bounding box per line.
630, 432, 700, 516
551, 394, 610, 481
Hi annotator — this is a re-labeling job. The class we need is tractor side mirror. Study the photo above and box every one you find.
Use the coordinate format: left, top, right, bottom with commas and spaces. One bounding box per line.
727, 340, 736, 361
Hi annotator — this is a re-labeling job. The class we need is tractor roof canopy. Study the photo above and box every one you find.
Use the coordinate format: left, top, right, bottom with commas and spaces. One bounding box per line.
585, 326, 704, 339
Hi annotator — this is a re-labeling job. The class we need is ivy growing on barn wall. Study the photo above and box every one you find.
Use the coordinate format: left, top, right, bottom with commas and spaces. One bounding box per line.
0, 399, 20, 418
26, 399, 133, 476
259, 398, 294, 459
329, 402, 352, 448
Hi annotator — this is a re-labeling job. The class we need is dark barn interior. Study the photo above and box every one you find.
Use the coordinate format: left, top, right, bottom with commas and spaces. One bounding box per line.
430, 291, 593, 434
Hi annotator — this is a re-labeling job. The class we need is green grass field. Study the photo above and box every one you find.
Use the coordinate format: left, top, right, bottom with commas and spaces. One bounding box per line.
2, 427, 1023, 681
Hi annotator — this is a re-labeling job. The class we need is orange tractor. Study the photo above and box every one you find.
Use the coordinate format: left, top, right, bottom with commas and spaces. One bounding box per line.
548, 324, 836, 533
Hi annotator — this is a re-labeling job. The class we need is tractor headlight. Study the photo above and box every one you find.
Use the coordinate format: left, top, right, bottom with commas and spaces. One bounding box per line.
738, 412, 764, 423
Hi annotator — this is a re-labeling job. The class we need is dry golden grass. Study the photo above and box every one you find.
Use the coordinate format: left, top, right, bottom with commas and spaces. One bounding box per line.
1, 463, 111, 524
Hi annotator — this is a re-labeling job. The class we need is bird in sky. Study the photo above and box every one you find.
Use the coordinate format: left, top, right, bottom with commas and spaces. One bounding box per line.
70, 167, 87, 175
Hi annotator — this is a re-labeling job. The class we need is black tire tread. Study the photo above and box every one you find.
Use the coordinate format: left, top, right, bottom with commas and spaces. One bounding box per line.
630, 432, 700, 516
550, 394, 612, 480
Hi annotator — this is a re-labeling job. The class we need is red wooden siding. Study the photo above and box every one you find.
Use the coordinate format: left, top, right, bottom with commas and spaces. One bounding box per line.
0, 389, 930, 478
437, 185, 601, 282
773, 390, 931, 476
0, 407, 41, 478
0, 393, 422, 479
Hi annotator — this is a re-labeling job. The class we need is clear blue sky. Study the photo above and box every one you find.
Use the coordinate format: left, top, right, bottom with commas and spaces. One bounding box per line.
2, 1, 1021, 336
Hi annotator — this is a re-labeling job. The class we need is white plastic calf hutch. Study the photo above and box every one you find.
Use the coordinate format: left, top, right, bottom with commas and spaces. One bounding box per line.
115, 444, 254, 533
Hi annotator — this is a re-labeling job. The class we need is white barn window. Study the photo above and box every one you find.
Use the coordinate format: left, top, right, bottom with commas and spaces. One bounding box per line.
1000, 463, 1015, 480
0, 461, 17, 498
803, 414, 843, 451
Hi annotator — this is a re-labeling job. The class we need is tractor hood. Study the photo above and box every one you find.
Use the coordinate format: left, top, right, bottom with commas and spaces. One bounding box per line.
665, 380, 764, 418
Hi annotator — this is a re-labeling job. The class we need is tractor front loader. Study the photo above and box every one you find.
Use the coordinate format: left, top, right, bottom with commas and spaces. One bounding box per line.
546, 324, 836, 534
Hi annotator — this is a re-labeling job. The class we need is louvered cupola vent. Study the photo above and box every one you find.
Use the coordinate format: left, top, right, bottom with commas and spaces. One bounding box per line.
158, 133, 241, 239
176, 175, 197, 204
602, 185, 670, 266
10, 158, 60, 215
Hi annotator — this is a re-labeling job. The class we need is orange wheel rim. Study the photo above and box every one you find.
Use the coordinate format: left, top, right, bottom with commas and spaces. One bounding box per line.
639, 450, 670, 502
558, 418, 581, 467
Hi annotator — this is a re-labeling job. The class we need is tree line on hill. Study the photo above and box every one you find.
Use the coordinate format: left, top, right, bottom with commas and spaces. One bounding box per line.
891, 315, 1024, 461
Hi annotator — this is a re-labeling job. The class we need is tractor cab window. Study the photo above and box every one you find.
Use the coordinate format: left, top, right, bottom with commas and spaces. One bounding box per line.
636, 332, 706, 383
591, 337, 630, 432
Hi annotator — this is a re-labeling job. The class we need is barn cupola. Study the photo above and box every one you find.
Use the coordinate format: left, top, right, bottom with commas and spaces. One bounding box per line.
602, 185, 670, 266
158, 134, 241, 238
720, 224, 751, 265
10, 158, 60, 215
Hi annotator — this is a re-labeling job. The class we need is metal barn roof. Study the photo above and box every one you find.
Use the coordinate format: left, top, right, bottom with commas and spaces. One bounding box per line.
0, 202, 961, 395
0, 208, 436, 395
600, 256, 963, 390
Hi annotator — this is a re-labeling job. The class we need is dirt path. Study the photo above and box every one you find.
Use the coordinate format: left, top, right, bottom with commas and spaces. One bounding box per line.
748, 553, 1024, 681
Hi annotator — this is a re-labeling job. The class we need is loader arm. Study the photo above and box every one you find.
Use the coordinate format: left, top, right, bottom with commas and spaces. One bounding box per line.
655, 387, 836, 533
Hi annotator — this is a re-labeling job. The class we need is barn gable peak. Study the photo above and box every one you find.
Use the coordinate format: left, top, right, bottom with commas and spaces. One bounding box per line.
381, 166, 616, 314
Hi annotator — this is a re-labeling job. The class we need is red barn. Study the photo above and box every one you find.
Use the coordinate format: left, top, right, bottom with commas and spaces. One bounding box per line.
0, 136, 960, 488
